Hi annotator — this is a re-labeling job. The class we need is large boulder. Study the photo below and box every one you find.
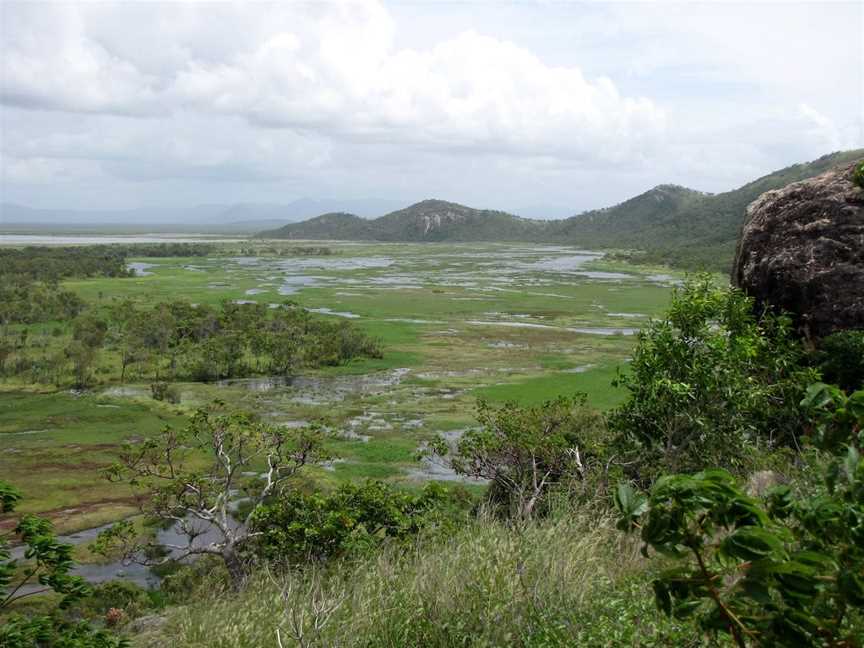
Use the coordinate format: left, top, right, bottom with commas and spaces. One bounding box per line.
732, 160, 864, 338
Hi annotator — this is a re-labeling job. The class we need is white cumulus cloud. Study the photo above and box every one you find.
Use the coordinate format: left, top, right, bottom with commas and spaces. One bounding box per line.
1, 1, 665, 161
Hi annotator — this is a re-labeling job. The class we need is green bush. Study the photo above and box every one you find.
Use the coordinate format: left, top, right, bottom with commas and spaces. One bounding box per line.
814, 330, 864, 392
609, 275, 816, 485
149, 381, 181, 404
615, 383, 864, 647
429, 395, 611, 519
69, 580, 155, 624
158, 556, 230, 605
250, 481, 466, 565
852, 160, 864, 189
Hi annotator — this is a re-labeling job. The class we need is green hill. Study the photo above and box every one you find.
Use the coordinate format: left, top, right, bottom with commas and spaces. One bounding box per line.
556, 150, 864, 270
259, 150, 864, 271
371, 199, 544, 242
259, 199, 543, 243
259, 212, 376, 240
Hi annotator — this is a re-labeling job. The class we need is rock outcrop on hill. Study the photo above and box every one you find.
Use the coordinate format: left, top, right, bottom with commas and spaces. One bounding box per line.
732, 160, 864, 339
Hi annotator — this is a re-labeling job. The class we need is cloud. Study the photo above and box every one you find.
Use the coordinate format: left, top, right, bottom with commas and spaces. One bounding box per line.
1, 0, 861, 212
0, 4, 163, 116
1, 1, 665, 161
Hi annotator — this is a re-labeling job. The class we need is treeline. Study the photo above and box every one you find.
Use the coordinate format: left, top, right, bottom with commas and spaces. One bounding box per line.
0, 243, 219, 283
1, 300, 382, 387
236, 245, 335, 257
0, 244, 218, 325
104, 242, 215, 258
0, 246, 131, 282
0, 283, 85, 326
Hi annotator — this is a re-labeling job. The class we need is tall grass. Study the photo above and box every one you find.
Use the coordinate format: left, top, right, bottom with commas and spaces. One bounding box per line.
134, 508, 713, 648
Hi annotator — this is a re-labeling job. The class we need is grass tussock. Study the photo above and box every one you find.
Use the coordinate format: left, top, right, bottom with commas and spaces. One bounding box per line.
135, 508, 711, 648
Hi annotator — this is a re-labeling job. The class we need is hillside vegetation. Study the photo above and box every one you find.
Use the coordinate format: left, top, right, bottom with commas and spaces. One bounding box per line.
259, 150, 864, 271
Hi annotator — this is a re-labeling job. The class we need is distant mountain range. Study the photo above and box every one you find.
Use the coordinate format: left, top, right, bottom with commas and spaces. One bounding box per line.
4, 150, 861, 270
0, 198, 405, 233
260, 150, 864, 270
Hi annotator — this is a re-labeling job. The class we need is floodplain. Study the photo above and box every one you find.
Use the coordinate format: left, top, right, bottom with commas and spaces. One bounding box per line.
1, 240, 681, 539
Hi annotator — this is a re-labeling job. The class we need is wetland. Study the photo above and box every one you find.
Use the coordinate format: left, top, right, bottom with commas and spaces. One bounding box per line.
1, 238, 681, 585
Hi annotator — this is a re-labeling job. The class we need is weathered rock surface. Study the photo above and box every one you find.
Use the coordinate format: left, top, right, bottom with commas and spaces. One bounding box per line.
732, 160, 864, 338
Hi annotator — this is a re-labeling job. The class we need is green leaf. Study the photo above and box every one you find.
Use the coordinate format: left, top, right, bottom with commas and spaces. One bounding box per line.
614, 482, 648, 531
720, 526, 787, 562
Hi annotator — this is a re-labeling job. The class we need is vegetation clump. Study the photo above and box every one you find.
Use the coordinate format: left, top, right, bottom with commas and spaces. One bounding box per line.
250, 480, 467, 565
609, 275, 816, 484
429, 395, 609, 519
1, 299, 382, 387
814, 330, 864, 393
616, 383, 864, 647
0, 481, 127, 648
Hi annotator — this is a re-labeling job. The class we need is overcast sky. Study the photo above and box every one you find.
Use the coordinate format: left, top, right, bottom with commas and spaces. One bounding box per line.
1, 0, 862, 216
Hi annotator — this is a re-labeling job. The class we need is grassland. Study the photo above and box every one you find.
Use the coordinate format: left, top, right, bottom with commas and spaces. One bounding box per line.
132, 506, 711, 648
1, 241, 685, 535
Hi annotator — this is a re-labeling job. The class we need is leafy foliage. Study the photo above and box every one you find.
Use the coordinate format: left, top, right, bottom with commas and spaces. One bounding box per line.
0, 480, 126, 648
615, 383, 864, 647
149, 381, 180, 404
814, 330, 864, 393
250, 480, 466, 565
853, 161, 864, 189
1, 298, 382, 386
609, 276, 816, 484
429, 395, 610, 519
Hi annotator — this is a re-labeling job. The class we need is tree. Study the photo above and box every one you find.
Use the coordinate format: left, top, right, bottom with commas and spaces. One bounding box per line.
72, 313, 108, 350
98, 402, 328, 588
108, 300, 144, 383
615, 383, 864, 647
609, 275, 816, 485
65, 340, 97, 389
0, 481, 126, 648
429, 396, 608, 520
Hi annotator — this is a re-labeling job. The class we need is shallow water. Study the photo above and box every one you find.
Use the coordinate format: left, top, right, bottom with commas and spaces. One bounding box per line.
12, 514, 242, 595
128, 261, 156, 277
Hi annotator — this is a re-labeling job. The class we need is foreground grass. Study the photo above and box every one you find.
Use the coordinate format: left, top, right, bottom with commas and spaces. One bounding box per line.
134, 509, 715, 648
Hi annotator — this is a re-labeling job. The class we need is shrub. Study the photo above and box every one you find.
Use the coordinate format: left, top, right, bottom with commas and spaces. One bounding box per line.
609, 275, 816, 485
250, 481, 466, 565
615, 383, 864, 647
428, 395, 611, 520
814, 329, 864, 393
149, 381, 180, 404
852, 160, 864, 189
70, 580, 155, 624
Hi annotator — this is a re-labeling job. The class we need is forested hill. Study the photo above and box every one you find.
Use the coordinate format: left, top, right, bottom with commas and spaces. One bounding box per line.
259, 200, 544, 243
555, 149, 864, 269
265, 212, 377, 240
371, 200, 544, 242
258, 150, 864, 270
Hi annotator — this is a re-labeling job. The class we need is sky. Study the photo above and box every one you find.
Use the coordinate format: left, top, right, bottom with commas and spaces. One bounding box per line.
1, 0, 862, 217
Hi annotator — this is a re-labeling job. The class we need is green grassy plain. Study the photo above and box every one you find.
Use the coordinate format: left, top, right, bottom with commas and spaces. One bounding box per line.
1, 241, 684, 530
